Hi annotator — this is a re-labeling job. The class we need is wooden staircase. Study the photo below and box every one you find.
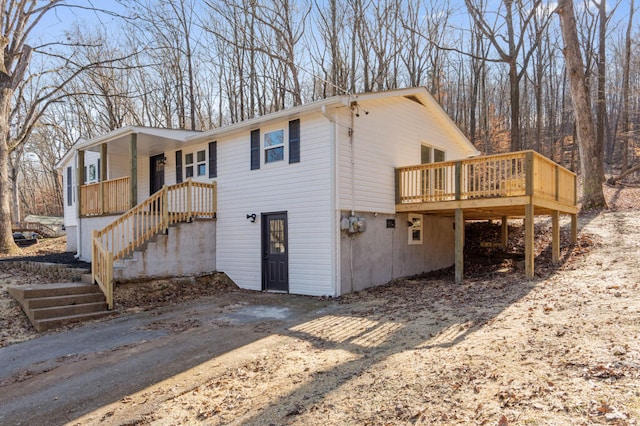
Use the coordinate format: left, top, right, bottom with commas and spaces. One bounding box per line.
8, 281, 111, 332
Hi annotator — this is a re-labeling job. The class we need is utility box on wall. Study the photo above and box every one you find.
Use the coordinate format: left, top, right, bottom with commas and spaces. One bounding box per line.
340, 216, 366, 234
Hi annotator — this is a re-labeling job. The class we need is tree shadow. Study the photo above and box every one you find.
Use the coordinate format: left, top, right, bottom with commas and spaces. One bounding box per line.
237, 272, 540, 424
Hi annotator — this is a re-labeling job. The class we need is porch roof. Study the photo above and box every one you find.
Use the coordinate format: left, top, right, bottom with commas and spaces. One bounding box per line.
79, 126, 201, 157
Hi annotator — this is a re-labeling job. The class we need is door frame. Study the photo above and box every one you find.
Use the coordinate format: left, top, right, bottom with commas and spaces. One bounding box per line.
149, 153, 165, 195
261, 211, 289, 292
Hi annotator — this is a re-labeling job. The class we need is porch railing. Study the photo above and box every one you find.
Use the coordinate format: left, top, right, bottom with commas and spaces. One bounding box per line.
396, 150, 576, 206
91, 179, 217, 308
80, 176, 130, 216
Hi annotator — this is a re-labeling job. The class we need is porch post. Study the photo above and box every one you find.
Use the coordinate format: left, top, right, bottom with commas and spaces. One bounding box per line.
551, 210, 560, 264
77, 150, 85, 218
129, 133, 137, 209
100, 143, 108, 181
525, 203, 534, 279
455, 208, 464, 284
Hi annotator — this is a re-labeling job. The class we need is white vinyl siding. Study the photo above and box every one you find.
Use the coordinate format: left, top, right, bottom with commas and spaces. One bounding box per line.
216, 113, 335, 296
337, 97, 469, 213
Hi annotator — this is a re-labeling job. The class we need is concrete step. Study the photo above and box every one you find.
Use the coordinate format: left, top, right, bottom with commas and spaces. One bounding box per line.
24, 292, 105, 309
31, 302, 108, 321
34, 311, 113, 332
81, 273, 93, 284
8, 283, 100, 300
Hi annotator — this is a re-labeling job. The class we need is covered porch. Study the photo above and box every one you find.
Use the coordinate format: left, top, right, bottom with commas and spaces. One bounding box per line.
75, 127, 199, 217
395, 150, 579, 282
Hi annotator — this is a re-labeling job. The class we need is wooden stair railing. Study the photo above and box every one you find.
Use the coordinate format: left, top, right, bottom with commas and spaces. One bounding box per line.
91, 179, 217, 309
12, 221, 61, 238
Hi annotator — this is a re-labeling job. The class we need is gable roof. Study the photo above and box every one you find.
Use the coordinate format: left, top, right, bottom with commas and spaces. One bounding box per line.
186, 87, 479, 157
56, 87, 479, 170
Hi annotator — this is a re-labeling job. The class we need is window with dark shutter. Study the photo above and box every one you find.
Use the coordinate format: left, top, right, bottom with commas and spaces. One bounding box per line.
175, 150, 183, 183
208, 141, 217, 178
66, 166, 72, 206
289, 119, 300, 163
250, 129, 260, 170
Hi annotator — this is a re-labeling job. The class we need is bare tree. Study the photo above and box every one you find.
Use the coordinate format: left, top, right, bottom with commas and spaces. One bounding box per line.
557, 0, 607, 210
0, 1, 66, 254
465, 0, 551, 151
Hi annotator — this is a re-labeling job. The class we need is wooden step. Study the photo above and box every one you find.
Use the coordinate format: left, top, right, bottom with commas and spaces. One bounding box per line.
24, 292, 105, 309
8, 283, 100, 299
7, 283, 111, 332
34, 311, 113, 332
31, 302, 108, 321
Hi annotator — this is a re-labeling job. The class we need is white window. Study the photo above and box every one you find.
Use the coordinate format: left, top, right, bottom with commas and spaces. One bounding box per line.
196, 150, 206, 176
185, 153, 194, 178
408, 213, 423, 245
264, 129, 284, 163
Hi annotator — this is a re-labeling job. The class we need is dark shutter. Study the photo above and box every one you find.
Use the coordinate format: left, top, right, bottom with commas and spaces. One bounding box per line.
250, 129, 260, 170
66, 166, 72, 206
208, 141, 217, 178
289, 119, 300, 164
175, 150, 183, 183
97, 158, 101, 181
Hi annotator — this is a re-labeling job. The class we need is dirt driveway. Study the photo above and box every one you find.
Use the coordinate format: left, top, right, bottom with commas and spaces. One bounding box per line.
1, 209, 639, 425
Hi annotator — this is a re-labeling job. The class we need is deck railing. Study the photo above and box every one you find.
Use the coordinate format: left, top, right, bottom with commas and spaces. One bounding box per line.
91, 179, 217, 308
80, 176, 130, 216
396, 150, 576, 206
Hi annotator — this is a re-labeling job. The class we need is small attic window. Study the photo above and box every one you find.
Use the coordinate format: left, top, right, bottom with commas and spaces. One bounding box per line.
405, 95, 424, 106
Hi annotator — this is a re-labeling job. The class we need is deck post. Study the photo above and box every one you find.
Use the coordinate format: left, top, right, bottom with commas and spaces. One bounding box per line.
525, 203, 534, 279
455, 208, 464, 284
525, 151, 534, 196
187, 178, 193, 221
571, 214, 578, 244
501, 216, 509, 248
162, 185, 169, 234
551, 210, 560, 264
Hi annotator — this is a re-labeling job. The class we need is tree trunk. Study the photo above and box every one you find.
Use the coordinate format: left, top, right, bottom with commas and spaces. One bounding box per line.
620, 0, 634, 171
595, 0, 608, 166
557, 0, 607, 210
0, 90, 18, 254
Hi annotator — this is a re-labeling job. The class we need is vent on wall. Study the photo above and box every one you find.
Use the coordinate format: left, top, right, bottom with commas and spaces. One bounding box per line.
404, 95, 424, 106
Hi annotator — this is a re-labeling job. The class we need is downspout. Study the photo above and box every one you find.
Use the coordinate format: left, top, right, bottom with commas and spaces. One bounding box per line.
321, 105, 340, 297
74, 149, 82, 259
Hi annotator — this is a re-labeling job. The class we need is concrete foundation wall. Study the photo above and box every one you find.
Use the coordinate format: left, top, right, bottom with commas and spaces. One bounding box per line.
115, 220, 216, 280
65, 226, 77, 252
78, 215, 122, 262
339, 211, 454, 295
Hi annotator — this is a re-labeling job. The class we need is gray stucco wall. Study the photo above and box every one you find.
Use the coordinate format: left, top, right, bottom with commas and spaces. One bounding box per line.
114, 220, 216, 281
79, 215, 122, 262
339, 211, 455, 295
65, 225, 77, 252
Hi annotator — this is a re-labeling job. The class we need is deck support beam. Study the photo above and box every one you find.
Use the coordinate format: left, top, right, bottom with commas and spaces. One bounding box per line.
455, 208, 464, 284
525, 203, 534, 279
551, 210, 560, 264
570, 214, 578, 244
501, 216, 508, 248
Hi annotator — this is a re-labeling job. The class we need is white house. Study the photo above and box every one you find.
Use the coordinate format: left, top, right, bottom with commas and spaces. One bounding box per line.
58, 87, 483, 298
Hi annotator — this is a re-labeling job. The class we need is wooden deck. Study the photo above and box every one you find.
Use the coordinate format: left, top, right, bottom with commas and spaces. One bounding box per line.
395, 151, 578, 282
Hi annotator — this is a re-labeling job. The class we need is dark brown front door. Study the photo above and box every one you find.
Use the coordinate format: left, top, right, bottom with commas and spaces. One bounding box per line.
262, 212, 288, 292
150, 153, 165, 195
